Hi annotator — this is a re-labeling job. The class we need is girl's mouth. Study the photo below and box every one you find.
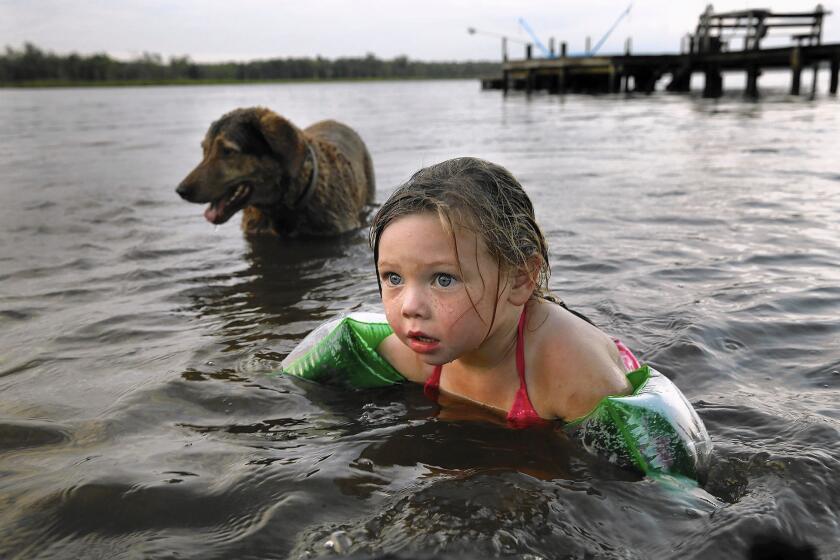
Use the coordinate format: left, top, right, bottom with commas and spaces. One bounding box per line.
406, 331, 440, 353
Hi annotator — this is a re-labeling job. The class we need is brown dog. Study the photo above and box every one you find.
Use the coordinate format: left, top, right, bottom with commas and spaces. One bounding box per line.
176, 107, 375, 236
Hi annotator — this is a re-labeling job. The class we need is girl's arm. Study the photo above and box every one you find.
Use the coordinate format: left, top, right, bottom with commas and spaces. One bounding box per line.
376, 333, 430, 383
530, 302, 632, 421
548, 345, 632, 421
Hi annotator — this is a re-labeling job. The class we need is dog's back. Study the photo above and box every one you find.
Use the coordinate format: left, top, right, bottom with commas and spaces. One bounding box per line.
306, 120, 375, 206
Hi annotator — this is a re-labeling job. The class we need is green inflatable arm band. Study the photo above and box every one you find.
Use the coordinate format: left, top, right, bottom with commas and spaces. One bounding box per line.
279, 313, 711, 479
280, 312, 405, 388
565, 365, 712, 480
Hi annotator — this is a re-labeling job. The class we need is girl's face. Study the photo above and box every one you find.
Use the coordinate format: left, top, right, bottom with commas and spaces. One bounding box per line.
377, 212, 513, 366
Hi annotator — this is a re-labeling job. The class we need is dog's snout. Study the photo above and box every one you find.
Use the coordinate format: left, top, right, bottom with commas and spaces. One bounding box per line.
176, 181, 196, 201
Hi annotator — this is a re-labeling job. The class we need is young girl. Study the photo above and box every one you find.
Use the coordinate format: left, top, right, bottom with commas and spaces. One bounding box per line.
369, 157, 638, 428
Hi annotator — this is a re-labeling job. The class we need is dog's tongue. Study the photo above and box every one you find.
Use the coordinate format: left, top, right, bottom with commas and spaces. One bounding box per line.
204, 199, 227, 224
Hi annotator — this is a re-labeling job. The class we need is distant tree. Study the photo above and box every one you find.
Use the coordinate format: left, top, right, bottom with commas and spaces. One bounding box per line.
0, 42, 500, 85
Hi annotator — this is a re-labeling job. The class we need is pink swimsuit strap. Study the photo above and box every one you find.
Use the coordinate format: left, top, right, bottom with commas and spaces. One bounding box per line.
613, 338, 640, 371
424, 307, 546, 428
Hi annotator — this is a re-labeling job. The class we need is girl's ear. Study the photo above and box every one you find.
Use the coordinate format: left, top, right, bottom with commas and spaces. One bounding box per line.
507, 257, 540, 306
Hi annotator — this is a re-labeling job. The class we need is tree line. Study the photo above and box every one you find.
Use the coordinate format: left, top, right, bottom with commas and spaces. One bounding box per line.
1, 43, 501, 85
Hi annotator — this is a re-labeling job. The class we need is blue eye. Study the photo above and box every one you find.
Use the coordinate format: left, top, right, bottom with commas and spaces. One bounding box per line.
435, 273, 455, 288
385, 272, 402, 286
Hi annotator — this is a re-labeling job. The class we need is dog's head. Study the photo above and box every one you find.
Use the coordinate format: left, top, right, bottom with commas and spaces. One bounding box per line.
176, 107, 307, 225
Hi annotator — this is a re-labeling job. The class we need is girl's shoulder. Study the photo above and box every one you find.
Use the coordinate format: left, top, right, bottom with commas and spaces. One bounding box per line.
527, 300, 632, 421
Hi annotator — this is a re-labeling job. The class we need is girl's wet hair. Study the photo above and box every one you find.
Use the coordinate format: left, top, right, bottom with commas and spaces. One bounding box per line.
370, 157, 553, 303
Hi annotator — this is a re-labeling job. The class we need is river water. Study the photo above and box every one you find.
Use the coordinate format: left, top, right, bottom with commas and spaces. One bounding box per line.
1, 77, 839, 559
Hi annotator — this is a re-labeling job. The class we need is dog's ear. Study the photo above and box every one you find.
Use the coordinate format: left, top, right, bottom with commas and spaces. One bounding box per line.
252, 108, 306, 175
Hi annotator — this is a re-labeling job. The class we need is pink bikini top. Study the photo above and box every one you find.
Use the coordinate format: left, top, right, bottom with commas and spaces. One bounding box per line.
423, 308, 545, 428
423, 308, 641, 429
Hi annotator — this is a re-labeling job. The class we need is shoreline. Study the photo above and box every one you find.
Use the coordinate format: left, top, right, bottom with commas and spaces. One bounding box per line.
0, 75, 483, 89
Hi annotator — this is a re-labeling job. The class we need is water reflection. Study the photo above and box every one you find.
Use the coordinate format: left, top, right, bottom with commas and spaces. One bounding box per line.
179, 229, 377, 355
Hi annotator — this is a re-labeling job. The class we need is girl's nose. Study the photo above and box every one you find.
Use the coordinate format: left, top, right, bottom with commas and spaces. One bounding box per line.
400, 284, 428, 318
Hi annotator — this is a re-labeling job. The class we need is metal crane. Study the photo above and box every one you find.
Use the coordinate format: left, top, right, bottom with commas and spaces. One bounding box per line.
517, 18, 554, 58
591, 3, 633, 55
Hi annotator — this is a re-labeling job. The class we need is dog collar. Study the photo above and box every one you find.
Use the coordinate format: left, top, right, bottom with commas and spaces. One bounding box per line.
292, 142, 319, 210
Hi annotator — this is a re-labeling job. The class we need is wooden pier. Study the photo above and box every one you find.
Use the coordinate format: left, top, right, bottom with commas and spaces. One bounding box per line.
481, 5, 840, 98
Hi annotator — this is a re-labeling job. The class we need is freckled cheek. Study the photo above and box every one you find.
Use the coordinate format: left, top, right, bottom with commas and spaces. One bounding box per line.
381, 294, 400, 327
381, 292, 418, 335
435, 299, 479, 332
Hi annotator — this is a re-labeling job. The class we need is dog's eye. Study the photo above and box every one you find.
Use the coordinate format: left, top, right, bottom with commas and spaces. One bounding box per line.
216, 142, 241, 157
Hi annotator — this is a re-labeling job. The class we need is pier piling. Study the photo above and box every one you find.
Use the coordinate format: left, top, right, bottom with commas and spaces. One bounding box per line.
609, 66, 621, 93
746, 65, 761, 98
703, 67, 723, 98
791, 47, 802, 94
667, 67, 692, 92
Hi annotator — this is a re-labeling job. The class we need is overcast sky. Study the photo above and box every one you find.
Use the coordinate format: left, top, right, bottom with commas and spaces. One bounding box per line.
3, 0, 839, 62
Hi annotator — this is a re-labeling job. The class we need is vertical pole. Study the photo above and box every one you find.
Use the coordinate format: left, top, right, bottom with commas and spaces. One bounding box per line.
746, 18, 761, 102
585, 36, 591, 55
549, 37, 556, 58
791, 46, 802, 95
561, 42, 567, 57
548, 72, 559, 94
609, 65, 619, 93
668, 69, 691, 92
754, 16, 766, 51
703, 67, 723, 97
815, 4, 825, 45
622, 38, 632, 95
745, 12, 753, 51
830, 57, 839, 95
526, 44, 533, 60
502, 37, 508, 63
643, 71, 656, 94
811, 3, 825, 99
745, 65, 760, 98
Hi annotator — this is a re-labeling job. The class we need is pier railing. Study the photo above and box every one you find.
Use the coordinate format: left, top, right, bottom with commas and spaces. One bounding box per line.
693, 4, 827, 52
480, 4, 840, 98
